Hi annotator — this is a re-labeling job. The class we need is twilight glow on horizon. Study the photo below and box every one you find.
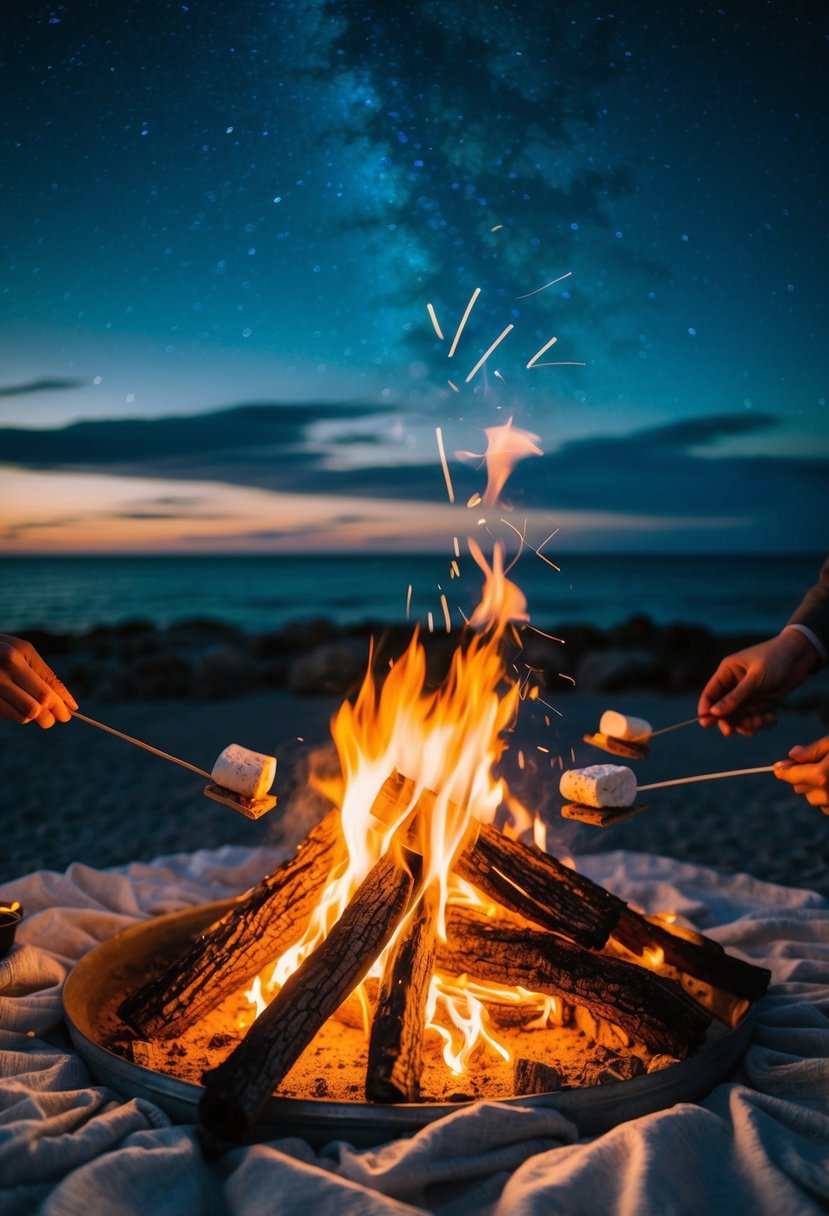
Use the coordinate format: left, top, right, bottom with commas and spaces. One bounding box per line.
1, 1, 827, 555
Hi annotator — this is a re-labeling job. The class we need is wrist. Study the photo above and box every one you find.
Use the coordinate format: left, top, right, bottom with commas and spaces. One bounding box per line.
780, 625, 824, 674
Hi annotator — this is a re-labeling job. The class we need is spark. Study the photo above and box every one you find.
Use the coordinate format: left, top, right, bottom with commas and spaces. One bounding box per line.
426, 302, 444, 340
448, 287, 481, 358
558, 672, 576, 686
465, 324, 514, 382
453, 536, 460, 558
450, 559, 460, 579
518, 750, 525, 770
427, 611, 435, 634
448, 379, 460, 392
406, 583, 412, 620
530, 362, 587, 369
526, 624, 565, 643
526, 335, 558, 368
537, 745, 550, 754
537, 697, 563, 716
467, 492, 483, 508
435, 426, 455, 504
534, 529, 561, 571
500, 517, 527, 573
494, 369, 505, 382
440, 593, 452, 633
516, 271, 572, 301
491, 224, 504, 232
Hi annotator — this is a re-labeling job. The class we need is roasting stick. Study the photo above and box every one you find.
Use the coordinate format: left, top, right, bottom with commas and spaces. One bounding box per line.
72, 711, 212, 779
638, 765, 776, 792
642, 715, 702, 739
71, 711, 277, 820
562, 763, 777, 827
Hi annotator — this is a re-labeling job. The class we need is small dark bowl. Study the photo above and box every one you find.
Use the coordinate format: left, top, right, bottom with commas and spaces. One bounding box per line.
0, 903, 23, 959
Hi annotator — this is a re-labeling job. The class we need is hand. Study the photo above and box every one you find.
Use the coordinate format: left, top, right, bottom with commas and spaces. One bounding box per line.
698, 629, 821, 737
0, 634, 78, 728
774, 737, 829, 813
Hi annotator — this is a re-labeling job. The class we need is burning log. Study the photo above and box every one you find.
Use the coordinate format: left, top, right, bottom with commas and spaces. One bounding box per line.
375, 773, 623, 949
455, 820, 624, 948
200, 848, 417, 1143
438, 906, 711, 1059
611, 907, 770, 1019
119, 808, 344, 1039
366, 881, 439, 1103
120, 771, 765, 1046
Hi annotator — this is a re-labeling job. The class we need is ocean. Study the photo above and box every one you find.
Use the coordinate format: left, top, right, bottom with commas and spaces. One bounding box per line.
0, 553, 822, 637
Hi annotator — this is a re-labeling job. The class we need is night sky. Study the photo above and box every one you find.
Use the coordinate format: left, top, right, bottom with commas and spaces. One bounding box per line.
1, 1, 827, 554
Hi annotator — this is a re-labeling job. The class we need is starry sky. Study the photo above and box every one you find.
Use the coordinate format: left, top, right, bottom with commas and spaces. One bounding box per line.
1, 0, 827, 554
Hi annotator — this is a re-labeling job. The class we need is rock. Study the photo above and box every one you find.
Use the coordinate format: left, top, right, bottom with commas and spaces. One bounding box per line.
574, 648, 660, 693
287, 642, 364, 696
193, 645, 260, 699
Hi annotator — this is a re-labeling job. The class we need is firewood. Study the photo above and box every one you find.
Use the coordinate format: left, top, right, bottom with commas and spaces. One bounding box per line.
199, 849, 416, 1142
438, 906, 711, 1059
375, 772, 624, 949
366, 881, 439, 1103
513, 1057, 562, 1095
577, 1046, 645, 1086
456, 820, 624, 949
119, 808, 343, 1038
611, 906, 770, 1014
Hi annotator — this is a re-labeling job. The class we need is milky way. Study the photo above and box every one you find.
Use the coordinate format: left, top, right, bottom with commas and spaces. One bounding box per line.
1, 1, 826, 551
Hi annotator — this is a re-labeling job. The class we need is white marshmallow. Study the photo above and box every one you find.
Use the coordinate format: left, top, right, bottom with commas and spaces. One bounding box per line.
559, 764, 637, 808
211, 744, 276, 801
599, 710, 652, 741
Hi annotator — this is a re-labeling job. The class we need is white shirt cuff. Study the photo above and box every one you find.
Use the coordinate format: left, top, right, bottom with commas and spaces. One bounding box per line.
784, 623, 828, 665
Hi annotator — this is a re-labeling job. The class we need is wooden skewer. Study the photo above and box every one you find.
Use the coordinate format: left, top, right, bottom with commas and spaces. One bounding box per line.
638, 765, 776, 792
71, 711, 212, 781
645, 715, 702, 739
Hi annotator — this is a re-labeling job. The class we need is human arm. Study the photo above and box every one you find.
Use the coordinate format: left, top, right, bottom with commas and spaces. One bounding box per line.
0, 634, 78, 728
697, 627, 822, 737
774, 737, 829, 814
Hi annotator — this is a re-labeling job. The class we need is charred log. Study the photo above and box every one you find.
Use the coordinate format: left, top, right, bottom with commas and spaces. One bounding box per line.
376, 772, 623, 949
119, 808, 342, 1038
456, 821, 624, 949
438, 906, 710, 1059
612, 907, 770, 1007
200, 849, 416, 1143
366, 881, 439, 1103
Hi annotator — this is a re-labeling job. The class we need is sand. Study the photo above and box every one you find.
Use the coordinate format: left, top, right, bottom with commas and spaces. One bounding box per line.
1, 688, 827, 899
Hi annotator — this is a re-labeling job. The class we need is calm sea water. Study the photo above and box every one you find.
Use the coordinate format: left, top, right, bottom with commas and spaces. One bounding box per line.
0, 553, 822, 637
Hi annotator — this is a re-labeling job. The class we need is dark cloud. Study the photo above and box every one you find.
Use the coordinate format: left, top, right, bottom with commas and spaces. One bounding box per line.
0, 401, 391, 468
2, 405, 825, 547
0, 378, 85, 398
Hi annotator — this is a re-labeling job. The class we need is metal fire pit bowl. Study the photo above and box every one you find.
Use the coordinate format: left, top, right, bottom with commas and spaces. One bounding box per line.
64, 900, 756, 1149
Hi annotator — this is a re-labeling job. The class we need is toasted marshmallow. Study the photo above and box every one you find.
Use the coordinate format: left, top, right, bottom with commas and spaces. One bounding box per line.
559, 764, 637, 808
211, 743, 276, 801
599, 710, 652, 741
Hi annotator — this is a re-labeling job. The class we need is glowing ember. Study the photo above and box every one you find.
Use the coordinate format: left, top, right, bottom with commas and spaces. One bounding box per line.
465, 324, 514, 383
448, 287, 481, 358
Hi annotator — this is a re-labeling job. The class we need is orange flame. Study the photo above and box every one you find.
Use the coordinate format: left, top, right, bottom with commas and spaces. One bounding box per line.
457, 417, 543, 507
245, 413, 559, 1074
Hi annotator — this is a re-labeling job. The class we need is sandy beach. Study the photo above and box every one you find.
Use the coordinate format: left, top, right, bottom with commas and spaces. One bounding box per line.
3, 685, 827, 899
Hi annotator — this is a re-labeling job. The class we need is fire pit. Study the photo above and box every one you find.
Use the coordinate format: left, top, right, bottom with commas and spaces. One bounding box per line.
64, 893, 759, 1148
61, 434, 770, 1147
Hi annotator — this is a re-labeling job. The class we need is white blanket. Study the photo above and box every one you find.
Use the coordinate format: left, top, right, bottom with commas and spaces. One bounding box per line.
1, 847, 827, 1216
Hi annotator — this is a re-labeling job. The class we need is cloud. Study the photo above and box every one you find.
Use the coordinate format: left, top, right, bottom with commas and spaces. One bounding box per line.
0, 401, 391, 468
0, 404, 825, 548
0, 378, 86, 398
